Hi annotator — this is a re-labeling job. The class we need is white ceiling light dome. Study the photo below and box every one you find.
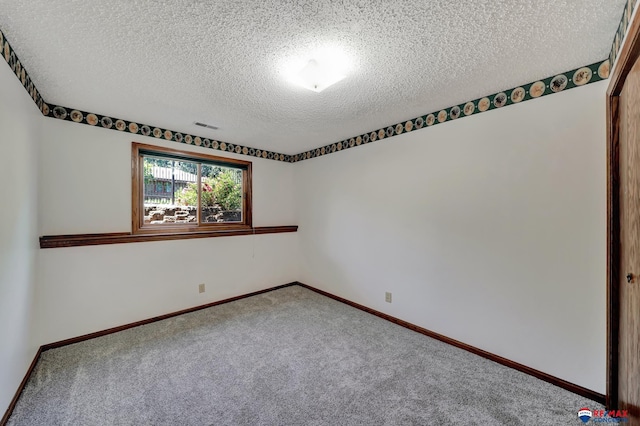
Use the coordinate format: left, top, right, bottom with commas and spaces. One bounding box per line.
293, 58, 346, 92
282, 46, 352, 93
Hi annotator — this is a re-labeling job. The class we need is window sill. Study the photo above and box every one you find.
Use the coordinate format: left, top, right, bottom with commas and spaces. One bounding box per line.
39, 226, 298, 249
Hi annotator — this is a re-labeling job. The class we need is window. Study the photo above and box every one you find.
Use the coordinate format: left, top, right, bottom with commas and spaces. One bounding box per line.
132, 143, 252, 234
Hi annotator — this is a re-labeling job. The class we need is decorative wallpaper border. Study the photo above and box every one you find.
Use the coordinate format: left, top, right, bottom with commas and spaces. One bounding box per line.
292, 60, 611, 162
41, 103, 292, 162
0, 27, 292, 163
0, 28, 46, 115
610, 0, 639, 68
0, 25, 617, 165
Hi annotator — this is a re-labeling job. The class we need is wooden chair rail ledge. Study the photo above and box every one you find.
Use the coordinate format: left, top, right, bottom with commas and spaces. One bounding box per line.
39, 226, 298, 248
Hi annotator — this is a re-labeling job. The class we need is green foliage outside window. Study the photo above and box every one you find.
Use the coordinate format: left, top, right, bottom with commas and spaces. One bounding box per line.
212, 170, 242, 211
143, 161, 154, 185
176, 170, 241, 210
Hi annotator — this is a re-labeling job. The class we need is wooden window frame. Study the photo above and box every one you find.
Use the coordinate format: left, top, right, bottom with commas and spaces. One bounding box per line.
132, 142, 253, 235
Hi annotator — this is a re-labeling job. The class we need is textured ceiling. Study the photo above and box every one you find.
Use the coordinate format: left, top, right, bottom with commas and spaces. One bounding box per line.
0, 0, 626, 154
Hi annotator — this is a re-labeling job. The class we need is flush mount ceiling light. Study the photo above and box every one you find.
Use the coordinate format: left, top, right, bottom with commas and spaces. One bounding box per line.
293, 59, 346, 93
281, 46, 352, 93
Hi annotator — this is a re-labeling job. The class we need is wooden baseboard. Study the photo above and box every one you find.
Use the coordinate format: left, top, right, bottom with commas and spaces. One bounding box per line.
296, 282, 606, 405
2, 280, 605, 425
42, 282, 297, 350
1, 282, 297, 424
1, 347, 42, 426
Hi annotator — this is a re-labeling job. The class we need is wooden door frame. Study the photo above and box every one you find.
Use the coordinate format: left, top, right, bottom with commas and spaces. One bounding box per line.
607, 11, 640, 410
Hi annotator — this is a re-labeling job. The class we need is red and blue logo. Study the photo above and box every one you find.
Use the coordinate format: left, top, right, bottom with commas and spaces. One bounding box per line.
577, 407, 629, 423
578, 408, 593, 423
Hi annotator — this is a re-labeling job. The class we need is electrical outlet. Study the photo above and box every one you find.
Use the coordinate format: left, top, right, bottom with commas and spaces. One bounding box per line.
198, 283, 205, 293
385, 292, 392, 303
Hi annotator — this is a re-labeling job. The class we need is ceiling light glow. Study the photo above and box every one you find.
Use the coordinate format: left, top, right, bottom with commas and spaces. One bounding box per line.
282, 47, 351, 93
294, 59, 345, 92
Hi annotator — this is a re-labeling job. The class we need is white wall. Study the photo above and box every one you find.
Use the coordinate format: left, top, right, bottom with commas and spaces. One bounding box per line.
1, 63, 608, 413
294, 81, 608, 393
34, 119, 298, 345
0, 65, 41, 413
